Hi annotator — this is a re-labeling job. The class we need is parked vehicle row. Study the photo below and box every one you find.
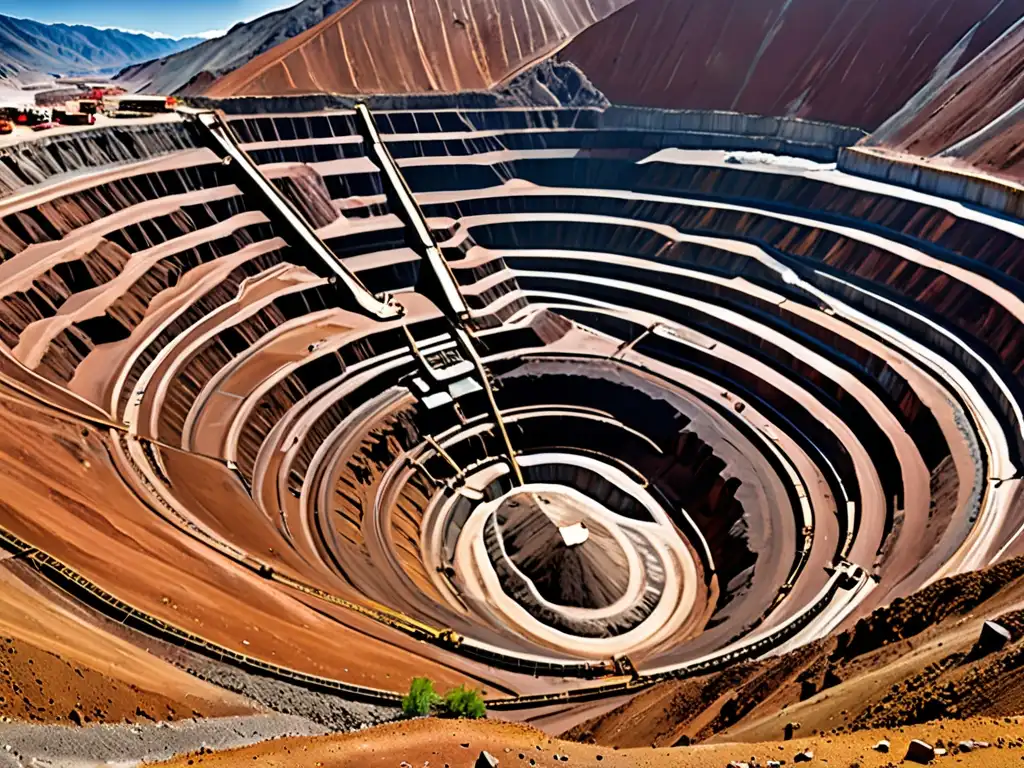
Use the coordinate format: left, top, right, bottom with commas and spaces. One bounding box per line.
0, 93, 176, 135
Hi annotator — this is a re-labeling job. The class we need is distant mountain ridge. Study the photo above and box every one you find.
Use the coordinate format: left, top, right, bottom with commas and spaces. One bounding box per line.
114, 0, 357, 96
0, 15, 201, 84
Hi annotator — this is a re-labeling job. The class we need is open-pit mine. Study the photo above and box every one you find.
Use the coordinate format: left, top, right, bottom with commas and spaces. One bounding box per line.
1, 2, 1024, 765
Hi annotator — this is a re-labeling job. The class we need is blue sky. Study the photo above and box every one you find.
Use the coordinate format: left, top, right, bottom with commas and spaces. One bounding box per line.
0, 0, 296, 39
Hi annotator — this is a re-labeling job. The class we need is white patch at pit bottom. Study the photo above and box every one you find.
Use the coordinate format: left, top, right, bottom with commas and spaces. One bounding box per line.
559, 521, 590, 547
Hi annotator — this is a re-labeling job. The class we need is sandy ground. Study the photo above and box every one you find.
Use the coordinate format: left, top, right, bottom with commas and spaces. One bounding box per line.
0, 384, 489, 695
152, 715, 1024, 767
0, 564, 251, 724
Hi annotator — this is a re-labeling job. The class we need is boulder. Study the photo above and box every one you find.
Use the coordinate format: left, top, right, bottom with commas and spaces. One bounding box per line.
905, 739, 935, 764
977, 621, 1012, 654
794, 751, 814, 763
874, 739, 890, 753
476, 751, 500, 768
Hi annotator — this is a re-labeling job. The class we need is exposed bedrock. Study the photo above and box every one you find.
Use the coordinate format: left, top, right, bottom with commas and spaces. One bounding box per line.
561, 0, 1020, 130
201, 0, 633, 98
0, 100, 1019, 714
861, 15, 1024, 184
0, 122, 203, 199
267, 165, 340, 228
191, 61, 608, 114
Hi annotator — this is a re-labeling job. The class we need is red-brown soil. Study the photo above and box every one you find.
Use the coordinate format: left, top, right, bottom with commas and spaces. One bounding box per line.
0, 564, 251, 724
1, 634, 210, 725
561, 0, 1019, 130
139, 559, 1024, 764
0, 383, 484, 694
154, 715, 1024, 767
566, 557, 1024, 749
862, 17, 1024, 182
204, 0, 632, 97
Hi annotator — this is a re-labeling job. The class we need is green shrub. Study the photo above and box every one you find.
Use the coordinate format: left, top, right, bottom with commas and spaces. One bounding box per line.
402, 676, 440, 717
440, 685, 486, 719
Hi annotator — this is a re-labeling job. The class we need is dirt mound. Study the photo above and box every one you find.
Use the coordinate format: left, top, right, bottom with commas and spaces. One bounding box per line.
497, 491, 629, 609
567, 556, 1024, 748
0, 634, 193, 725
152, 714, 1024, 768
0, 563, 252, 725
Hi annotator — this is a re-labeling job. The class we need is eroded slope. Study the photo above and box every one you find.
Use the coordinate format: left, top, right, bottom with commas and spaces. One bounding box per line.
561, 0, 1020, 129
0, 563, 251, 724
203, 0, 634, 97
567, 556, 1024, 748
862, 16, 1024, 183
114, 0, 358, 97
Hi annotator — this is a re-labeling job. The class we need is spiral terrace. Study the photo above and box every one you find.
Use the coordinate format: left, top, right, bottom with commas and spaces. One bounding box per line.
0, 96, 1023, 717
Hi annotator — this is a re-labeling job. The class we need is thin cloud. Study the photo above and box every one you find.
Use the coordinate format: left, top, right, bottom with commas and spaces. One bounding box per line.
192, 29, 230, 40
91, 25, 198, 40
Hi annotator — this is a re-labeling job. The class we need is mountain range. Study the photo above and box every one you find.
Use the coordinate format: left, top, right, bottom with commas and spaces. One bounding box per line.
0, 14, 202, 85
114, 0, 356, 95
2, 0, 1020, 183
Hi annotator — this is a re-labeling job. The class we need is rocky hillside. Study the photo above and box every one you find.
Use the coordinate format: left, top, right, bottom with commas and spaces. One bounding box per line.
0, 15, 200, 83
134, 0, 1022, 146
861, 15, 1024, 182
566, 556, 1024, 749
201, 0, 632, 97
559, 0, 1022, 130
124, 0, 632, 98
114, 0, 358, 96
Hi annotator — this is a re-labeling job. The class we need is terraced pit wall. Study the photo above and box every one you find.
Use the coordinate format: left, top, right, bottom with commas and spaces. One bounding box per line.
839, 146, 1024, 220
0, 101, 1021, 719
0, 121, 202, 199
203, 97, 865, 163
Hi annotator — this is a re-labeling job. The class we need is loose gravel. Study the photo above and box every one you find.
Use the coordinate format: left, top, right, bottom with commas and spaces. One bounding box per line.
181, 653, 401, 732
0, 714, 326, 768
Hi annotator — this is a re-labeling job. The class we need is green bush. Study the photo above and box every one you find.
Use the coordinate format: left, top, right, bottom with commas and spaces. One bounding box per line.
402, 676, 440, 717
440, 684, 486, 719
